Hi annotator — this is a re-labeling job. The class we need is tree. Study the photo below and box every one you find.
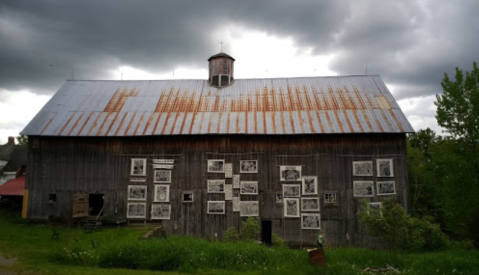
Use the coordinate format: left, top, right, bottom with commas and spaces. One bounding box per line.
16, 135, 28, 145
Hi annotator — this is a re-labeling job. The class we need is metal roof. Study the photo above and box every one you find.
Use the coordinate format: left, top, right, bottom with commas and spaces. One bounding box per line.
21, 76, 414, 137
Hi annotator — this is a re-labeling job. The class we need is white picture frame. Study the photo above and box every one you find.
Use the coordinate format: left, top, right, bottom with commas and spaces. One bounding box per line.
377, 181, 396, 195
240, 181, 258, 195
182, 191, 194, 203
240, 160, 258, 173
130, 158, 146, 176
301, 197, 320, 212
283, 184, 300, 198
353, 181, 374, 197
225, 163, 233, 178
280, 166, 302, 181
151, 204, 171, 220
301, 213, 321, 230
207, 159, 225, 173
377, 159, 394, 177
352, 161, 373, 176
207, 180, 225, 193
207, 201, 225, 214
369, 202, 382, 210
154, 184, 170, 202
153, 170, 171, 183
127, 185, 147, 201
127, 202, 146, 219
239, 201, 259, 217
284, 198, 300, 217
302, 176, 318, 195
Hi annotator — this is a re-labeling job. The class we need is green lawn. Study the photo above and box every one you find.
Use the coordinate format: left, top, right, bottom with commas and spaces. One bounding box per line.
0, 209, 478, 275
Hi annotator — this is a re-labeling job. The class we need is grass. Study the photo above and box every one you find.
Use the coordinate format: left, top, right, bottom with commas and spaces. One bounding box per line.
0, 208, 478, 275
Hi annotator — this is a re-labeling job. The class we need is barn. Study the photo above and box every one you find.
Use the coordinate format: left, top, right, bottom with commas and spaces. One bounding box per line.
21, 52, 414, 247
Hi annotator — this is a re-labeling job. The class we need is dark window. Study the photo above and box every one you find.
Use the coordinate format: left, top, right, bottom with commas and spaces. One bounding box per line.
211, 75, 219, 86
49, 193, 57, 203
221, 75, 229, 86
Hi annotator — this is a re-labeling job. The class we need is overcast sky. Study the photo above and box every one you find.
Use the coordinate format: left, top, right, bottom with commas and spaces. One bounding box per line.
1, 0, 478, 144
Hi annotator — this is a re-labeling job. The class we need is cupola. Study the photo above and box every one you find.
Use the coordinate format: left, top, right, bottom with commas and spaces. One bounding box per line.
208, 52, 235, 87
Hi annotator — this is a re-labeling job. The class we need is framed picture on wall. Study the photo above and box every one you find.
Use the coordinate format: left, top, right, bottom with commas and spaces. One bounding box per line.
151, 204, 171, 220
301, 197, 320, 212
182, 191, 194, 203
130, 158, 146, 176
240, 160, 258, 173
207, 159, 225, 173
153, 170, 171, 183
377, 181, 396, 195
275, 193, 284, 204
283, 184, 300, 198
302, 176, 318, 195
353, 181, 374, 197
127, 203, 146, 219
127, 185, 147, 201
280, 166, 302, 181
239, 201, 259, 217
207, 201, 225, 214
207, 180, 225, 193
377, 159, 394, 177
154, 184, 170, 202
301, 213, 321, 230
240, 181, 258, 195
352, 161, 373, 176
283, 198, 300, 217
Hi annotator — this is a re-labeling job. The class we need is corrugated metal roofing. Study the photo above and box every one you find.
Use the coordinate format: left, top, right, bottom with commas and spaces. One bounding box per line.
21, 76, 414, 136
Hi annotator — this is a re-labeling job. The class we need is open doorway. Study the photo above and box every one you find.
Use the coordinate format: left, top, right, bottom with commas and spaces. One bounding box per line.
89, 194, 104, 216
261, 220, 272, 246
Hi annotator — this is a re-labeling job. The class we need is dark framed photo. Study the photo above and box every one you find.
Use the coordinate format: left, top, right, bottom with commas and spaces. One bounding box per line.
154, 170, 171, 183
151, 204, 171, 220
301, 197, 320, 212
239, 201, 259, 217
127, 185, 147, 201
182, 191, 194, 203
207, 180, 225, 193
377, 181, 396, 195
207, 159, 225, 173
275, 193, 284, 204
324, 193, 337, 204
127, 203, 146, 219
240, 181, 258, 195
130, 158, 146, 176
207, 201, 225, 214
240, 160, 258, 173
353, 181, 374, 197
377, 159, 394, 177
302, 176, 318, 195
280, 166, 302, 181
301, 213, 321, 230
352, 161, 373, 176
283, 198, 300, 217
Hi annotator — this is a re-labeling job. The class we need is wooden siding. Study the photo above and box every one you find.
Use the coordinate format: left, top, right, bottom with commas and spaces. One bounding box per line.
25, 134, 408, 247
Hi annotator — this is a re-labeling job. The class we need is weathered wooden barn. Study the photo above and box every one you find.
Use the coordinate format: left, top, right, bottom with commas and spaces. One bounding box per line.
21, 53, 414, 246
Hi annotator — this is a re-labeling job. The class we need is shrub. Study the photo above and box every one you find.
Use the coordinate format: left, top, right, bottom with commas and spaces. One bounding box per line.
224, 227, 239, 242
240, 217, 260, 241
406, 218, 450, 252
272, 233, 286, 247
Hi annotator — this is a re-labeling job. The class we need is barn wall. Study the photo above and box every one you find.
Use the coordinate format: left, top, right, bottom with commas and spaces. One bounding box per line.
25, 134, 408, 247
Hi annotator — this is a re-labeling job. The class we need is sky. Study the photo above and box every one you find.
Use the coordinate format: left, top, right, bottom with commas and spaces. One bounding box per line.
0, 0, 478, 144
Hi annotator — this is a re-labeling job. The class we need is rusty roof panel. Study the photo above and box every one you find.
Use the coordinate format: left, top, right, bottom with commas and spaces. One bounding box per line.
22, 76, 414, 136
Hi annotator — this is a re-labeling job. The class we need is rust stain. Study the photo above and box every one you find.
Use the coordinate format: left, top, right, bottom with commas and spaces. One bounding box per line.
333, 110, 344, 133
189, 90, 204, 134
270, 88, 277, 133
40, 117, 54, 135
105, 112, 121, 136
96, 112, 111, 136
341, 110, 354, 133
353, 86, 367, 110
381, 111, 393, 132
362, 111, 374, 132
198, 109, 206, 134
133, 113, 145, 135
313, 110, 325, 133
123, 113, 136, 135
68, 113, 84, 136
351, 110, 364, 133
303, 86, 315, 133
143, 113, 156, 135
328, 86, 340, 110
114, 112, 129, 136
287, 85, 296, 133
312, 89, 325, 132
337, 88, 350, 109
321, 90, 331, 110
78, 112, 94, 135
325, 111, 334, 133
388, 109, 404, 132
372, 111, 385, 132
58, 113, 75, 136
86, 113, 102, 136
104, 88, 138, 112
279, 88, 286, 134
235, 109, 240, 133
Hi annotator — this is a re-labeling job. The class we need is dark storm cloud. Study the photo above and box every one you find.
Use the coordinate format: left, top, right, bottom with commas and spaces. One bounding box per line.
0, 0, 348, 94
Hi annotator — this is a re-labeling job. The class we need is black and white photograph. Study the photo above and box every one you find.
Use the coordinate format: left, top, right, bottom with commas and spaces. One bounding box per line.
127, 185, 147, 201
240, 181, 258, 195
301, 213, 321, 230
127, 203, 146, 219
225, 184, 233, 200
207, 180, 225, 193
151, 204, 171, 220
207, 201, 225, 214
130, 177, 146, 183
377, 159, 394, 177
182, 191, 194, 203
225, 163, 233, 178
284, 198, 300, 217
353, 181, 374, 197
154, 170, 171, 183
154, 184, 170, 202
301, 198, 320, 212
377, 181, 396, 195
207, 159, 225, 173
239, 201, 259, 216
283, 184, 300, 198
233, 197, 240, 212
240, 160, 258, 173
352, 161, 373, 176
369, 202, 382, 210
280, 166, 302, 181
275, 193, 283, 204
324, 193, 337, 204
130, 158, 146, 176
302, 176, 318, 195
233, 175, 240, 189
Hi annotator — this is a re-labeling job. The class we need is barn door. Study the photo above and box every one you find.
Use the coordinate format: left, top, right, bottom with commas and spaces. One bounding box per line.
72, 194, 89, 218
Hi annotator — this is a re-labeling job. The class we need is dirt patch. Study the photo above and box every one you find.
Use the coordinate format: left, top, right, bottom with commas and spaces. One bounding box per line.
0, 252, 16, 275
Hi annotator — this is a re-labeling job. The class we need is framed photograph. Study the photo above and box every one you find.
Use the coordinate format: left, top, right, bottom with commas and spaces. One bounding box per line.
302, 176, 318, 195
280, 166, 302, 181
207, 159, 225, 173
353, 181, 374, 197
377, 159, 394, 177
240, 181, 258, 195
283, 184, 300, 198
207, 201, 225, 214
130, 158, 146, 176
240, 160, 258, 173
182, 191, 194, 203
301, 197, 320, 212
352, 161, 373, 176
275, 193, 283, 204
324, 193, 337, 204
225, 184, 233, 200
207, 180, 225, 193
284, 198, 300, 217
369, 202, 382, 210
127, 203, 146, 219
225, 163, 233, 178
154, 184, 170, 202
301, 213, 321, 230
240, 201, 259, 216
154, 170, 171, 183
233, 197, 240, 212
233, 175, 240, 188
377, 181, 396, 195
127, 185, 147, 201
151, 204, 171, 220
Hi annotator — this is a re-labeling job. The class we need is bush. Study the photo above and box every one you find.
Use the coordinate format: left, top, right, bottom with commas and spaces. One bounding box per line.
272, 233, 286, 247
406, 218, 450, 252
224, 227, 239, 242
240, 217, 260, 241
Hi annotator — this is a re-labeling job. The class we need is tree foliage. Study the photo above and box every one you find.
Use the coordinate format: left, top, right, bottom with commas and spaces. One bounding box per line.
16, 135, 28, 146
240, 217, 260, 241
